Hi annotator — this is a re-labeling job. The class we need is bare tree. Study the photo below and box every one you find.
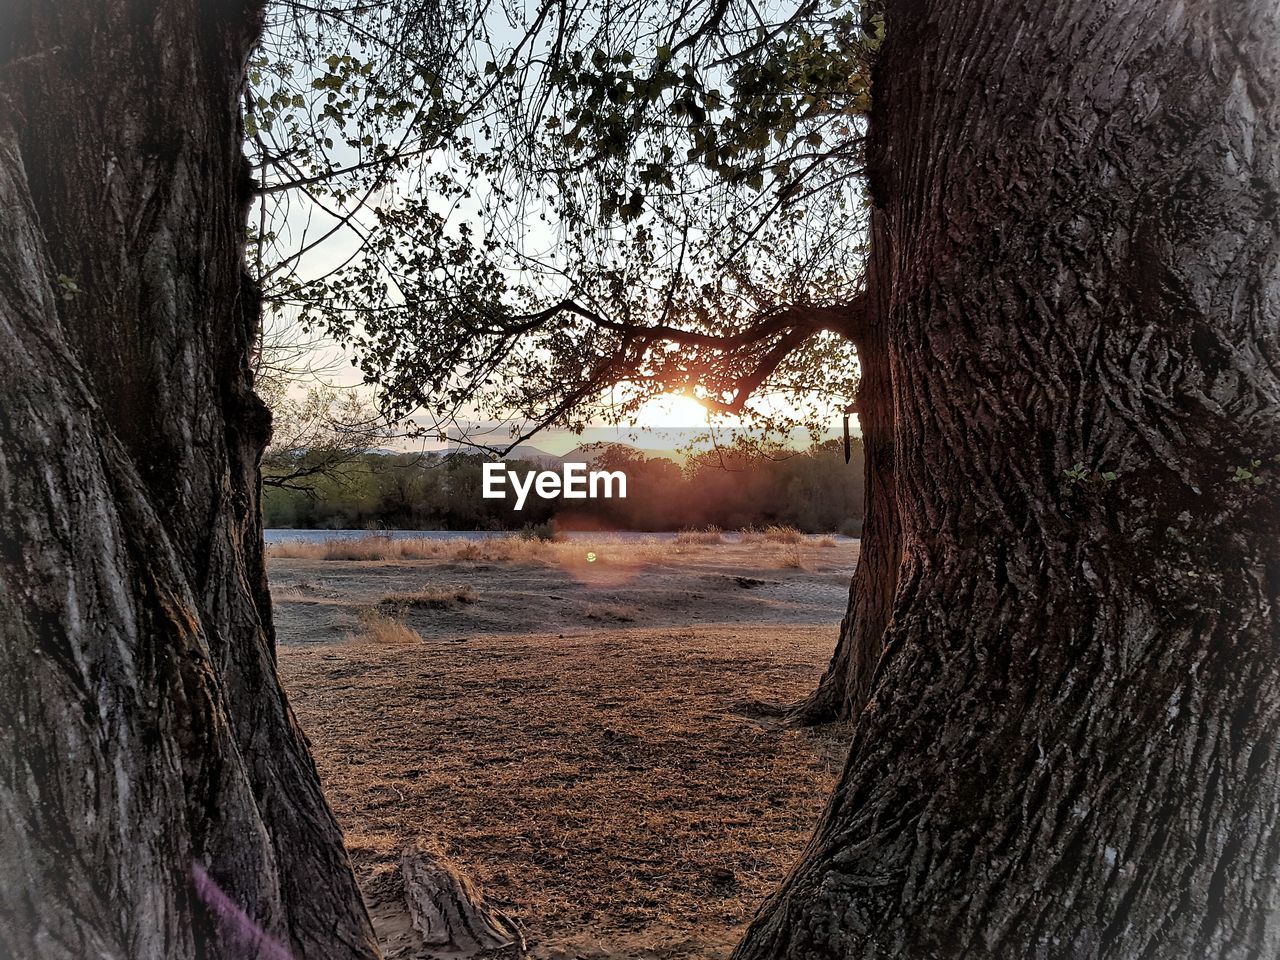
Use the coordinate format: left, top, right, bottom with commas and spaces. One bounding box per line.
254, 317, 392, 492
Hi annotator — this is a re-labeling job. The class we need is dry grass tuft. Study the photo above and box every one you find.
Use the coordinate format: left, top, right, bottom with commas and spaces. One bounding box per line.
816, 535, 838, 548
674, 526, 724, 546
354, 608, 421, 645
737, 528, 766, 544
775, 542, 806, 570
382, 584, 479, 610
762, 524, 805, 544
635, 537, 670, 564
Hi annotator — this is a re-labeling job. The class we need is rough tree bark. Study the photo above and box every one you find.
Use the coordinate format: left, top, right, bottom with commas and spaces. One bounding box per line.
788, 209, 900, 726
400, 843, 524, 955
0, 3, 378, 957
738, 1, 1280, 957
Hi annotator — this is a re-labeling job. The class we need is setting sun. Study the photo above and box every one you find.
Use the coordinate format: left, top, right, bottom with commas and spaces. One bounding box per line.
631, 392, 710, 428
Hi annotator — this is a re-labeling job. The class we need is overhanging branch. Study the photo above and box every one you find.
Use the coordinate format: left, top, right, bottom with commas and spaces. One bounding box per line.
503, 293, 865, 352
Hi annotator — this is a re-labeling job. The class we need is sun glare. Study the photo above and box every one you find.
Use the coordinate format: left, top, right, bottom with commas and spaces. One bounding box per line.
631, 393, 709, 429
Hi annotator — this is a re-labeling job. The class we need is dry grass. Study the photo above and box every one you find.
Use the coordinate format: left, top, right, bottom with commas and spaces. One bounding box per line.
775, 542, 806, 570
739, 526, 806, 545
278, 626, 844, 956
353, 608, 421, 645
270, 534, 533, 563
382, 584, 479, 610
269, 539, 861, 956
269, 534, 585, 565
267, 533, 840, 589
816, 535, 838, 548
636, 537, 671, 564
762, 524, 805, 544
673, 526, 724, 546
270, 532, 738, 566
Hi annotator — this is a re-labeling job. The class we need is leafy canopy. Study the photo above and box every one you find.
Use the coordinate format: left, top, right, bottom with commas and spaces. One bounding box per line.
250, 0, 880, 449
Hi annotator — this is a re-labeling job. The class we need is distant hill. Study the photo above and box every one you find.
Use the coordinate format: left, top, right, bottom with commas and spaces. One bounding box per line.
562, 444, 683, 465
502, 444, 563, 463
407, 444, 563, 462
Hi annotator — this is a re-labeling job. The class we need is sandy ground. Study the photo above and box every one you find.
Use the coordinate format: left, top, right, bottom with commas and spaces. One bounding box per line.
272, 538, 857, 959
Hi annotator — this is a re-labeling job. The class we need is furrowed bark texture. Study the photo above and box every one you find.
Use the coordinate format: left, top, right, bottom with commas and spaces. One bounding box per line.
0, 3, 378, 957
789, 209, 900, 726
738, 2, 1280, 957
400, 844, 524, 955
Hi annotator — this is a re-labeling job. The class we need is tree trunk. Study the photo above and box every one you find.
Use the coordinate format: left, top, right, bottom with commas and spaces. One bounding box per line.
788, 208, 900, 726
0, 3, 378, 957
738, 1, 1280, 957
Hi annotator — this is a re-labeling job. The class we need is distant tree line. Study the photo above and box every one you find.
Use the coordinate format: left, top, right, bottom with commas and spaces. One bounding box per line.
262, 440, 866, 534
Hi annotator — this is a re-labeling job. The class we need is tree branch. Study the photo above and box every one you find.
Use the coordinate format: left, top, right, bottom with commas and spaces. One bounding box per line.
505, 295, 864, 351
700, 292, 870, 413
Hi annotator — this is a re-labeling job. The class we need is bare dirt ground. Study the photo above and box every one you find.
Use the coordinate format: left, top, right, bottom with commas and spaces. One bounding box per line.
272, 536, 857, 959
